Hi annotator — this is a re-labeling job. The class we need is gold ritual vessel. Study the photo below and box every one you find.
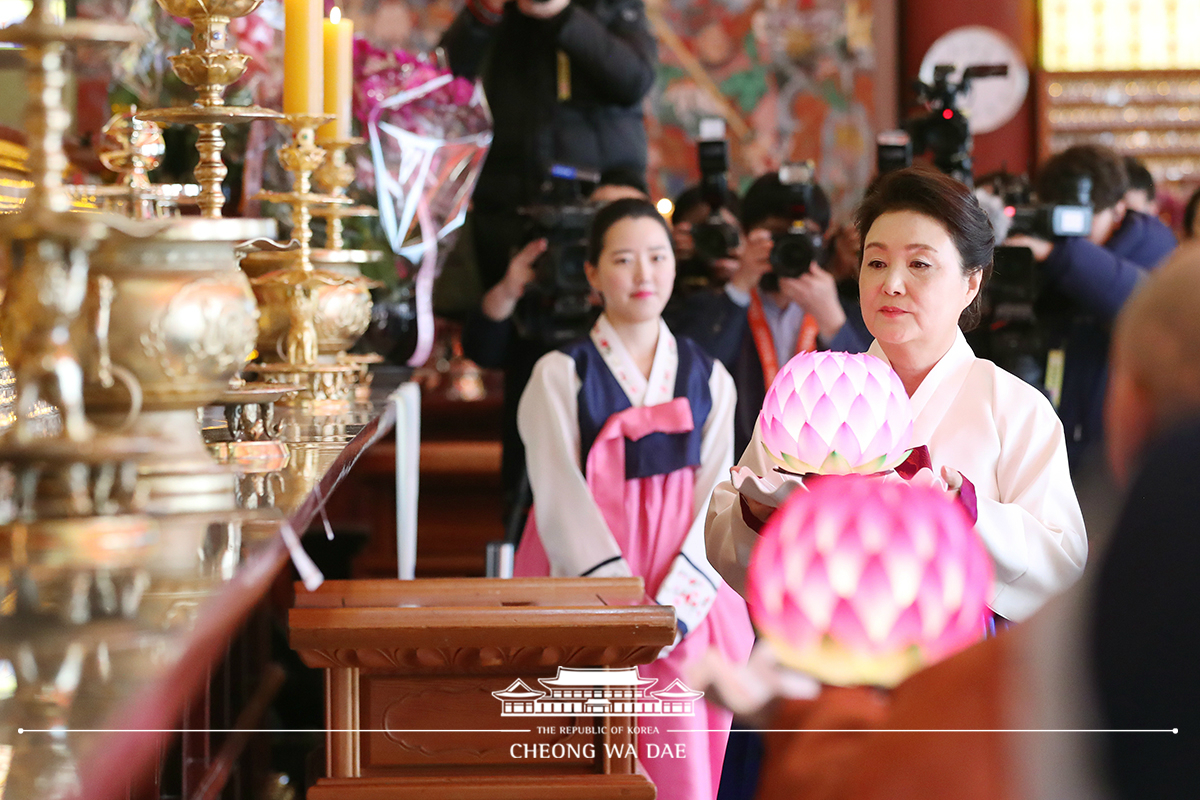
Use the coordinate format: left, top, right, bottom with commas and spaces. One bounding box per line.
0, 3, 166, 795
248, 117, 377, 405
66, 108, 201, 218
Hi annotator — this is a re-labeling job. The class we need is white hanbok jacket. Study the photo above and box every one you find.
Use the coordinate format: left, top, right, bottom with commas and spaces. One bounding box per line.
519, 316, 736, 593
706, 329, 1088, 622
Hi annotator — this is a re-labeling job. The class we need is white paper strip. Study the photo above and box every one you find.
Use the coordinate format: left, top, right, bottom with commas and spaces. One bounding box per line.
393, 382, 422, 580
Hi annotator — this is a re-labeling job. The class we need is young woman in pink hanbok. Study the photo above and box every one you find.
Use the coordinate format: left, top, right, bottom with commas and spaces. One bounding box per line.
514, 198, 755, 800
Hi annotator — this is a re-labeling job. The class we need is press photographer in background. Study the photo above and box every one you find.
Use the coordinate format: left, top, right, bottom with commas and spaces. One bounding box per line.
668, 119, 745, 303
668, 183, 743, 297
440, 0, 657, 291
461, 168, 649, 526
1004, 144, 1176, 473
674, 164, 870, 455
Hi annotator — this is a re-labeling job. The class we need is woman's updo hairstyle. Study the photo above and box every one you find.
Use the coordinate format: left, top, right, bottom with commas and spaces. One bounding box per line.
587, 197, 672, 265
855, 166, 995, 331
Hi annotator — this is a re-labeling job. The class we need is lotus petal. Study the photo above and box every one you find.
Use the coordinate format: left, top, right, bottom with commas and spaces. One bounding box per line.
757, 352, 914, 476
745, 475, 992, 687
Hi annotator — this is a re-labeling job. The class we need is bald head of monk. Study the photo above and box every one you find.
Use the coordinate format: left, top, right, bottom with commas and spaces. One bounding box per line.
1108, 241, 1200, 486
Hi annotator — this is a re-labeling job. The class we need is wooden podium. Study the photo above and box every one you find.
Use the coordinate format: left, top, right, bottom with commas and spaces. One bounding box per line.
289, 578, 676, 799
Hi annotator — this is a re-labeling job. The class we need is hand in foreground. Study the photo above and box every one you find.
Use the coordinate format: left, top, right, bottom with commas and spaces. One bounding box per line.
1003, 235, 1054, 262
777, 262, 847, 340
517, 0, 570, 19
687, 641, 821, 727
480, 238, 546, 321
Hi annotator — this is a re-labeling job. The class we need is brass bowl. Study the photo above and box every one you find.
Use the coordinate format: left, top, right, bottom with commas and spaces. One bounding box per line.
242, 249, 378, 357
169, 50, 249, 88
238, 246, 386, 278
82, 217, 275, 412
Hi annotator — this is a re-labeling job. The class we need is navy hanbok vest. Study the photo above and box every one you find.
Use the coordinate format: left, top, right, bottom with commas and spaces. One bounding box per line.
559, 335, 715, 480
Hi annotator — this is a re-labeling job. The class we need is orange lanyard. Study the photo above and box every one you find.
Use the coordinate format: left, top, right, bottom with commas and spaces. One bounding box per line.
748, 289, 819, 388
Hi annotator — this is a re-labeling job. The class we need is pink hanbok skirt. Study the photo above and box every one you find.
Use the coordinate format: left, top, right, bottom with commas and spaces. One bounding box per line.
516, 399, 755, 800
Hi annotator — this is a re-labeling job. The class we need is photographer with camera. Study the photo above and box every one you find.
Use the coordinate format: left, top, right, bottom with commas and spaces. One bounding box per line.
461, 171, 649, 524
1005, 144, 1176, 468
440, 0, 656, 292
669, 184, 743, 293
668, 119, 745, 301
675, 166, 870, 455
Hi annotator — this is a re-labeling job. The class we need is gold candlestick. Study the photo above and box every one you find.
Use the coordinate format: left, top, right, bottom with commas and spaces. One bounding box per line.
245, 119, 377, 402
312, 137, 378, 250
251, 116, 355, 368
138, 0, 284, 218
257, 115, 352, 271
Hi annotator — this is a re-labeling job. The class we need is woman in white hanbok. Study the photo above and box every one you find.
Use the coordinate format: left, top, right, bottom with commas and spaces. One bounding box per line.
706, 167, 1087, 624
516, 198, 754, 800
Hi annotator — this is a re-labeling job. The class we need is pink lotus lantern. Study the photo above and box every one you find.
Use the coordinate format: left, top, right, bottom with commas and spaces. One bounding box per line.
746, 474, 992, 687
759, 352, 912, 474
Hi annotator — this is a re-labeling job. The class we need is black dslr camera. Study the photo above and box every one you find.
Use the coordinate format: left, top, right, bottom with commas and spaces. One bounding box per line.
516, 164, 601, 345
768, 161, 827, 278
689, 118, 741, 273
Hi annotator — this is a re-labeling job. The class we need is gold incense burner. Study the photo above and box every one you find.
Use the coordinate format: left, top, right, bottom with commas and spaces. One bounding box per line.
83, 218, 269, 412
242, 247, 376, 357
78, 216, 276, 518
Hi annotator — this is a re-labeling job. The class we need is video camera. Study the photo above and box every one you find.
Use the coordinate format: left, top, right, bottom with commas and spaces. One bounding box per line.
516, 164, 601, 346
893, 63, 1009, 186
1005, 175, 1094, 239
689, 118, 741, 276
972, 173, 1093, 389
768, 161, 828, 278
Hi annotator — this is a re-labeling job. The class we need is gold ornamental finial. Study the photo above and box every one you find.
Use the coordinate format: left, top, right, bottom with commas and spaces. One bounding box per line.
312, 138, 378, 250
138, 0, 283, 217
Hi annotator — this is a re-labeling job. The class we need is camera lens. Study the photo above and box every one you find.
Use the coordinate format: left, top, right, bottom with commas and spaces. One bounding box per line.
769, 231, 817, 278
692, 216, 740, 265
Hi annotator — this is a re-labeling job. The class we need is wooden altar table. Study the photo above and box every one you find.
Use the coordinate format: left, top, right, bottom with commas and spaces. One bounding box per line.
289, 577, 676, 799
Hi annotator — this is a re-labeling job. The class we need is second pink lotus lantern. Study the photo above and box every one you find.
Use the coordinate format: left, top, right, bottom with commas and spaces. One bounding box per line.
746, 474, 993, 687
758, 351, 913, 475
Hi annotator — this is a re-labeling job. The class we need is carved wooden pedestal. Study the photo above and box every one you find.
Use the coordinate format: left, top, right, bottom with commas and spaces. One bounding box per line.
289, 578, 676, 799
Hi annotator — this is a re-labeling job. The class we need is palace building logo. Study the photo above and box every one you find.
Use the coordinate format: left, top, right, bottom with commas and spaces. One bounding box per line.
492, 667, 703, 717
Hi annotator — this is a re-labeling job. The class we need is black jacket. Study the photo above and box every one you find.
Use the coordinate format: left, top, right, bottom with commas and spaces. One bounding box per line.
440, 0, 657, 210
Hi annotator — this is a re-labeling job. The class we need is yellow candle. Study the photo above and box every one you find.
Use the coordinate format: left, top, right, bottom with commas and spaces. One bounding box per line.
320, 6, 354, 141
283, 0, 323, 117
